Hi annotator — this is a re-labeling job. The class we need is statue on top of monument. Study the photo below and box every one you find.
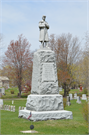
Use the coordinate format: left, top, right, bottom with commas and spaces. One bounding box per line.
39, 15, 49, 48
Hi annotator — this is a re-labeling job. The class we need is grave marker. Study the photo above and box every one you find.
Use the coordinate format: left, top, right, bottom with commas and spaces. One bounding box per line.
81, 94, 87, 101
74, 93, 77, 99
0, 99, 3, 105
66, 96, 71, 106
69, 94, 73, 100
76, 96, 81, 104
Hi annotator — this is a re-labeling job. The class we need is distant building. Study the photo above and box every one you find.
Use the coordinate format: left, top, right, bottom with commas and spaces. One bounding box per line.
0, 76, 9, 88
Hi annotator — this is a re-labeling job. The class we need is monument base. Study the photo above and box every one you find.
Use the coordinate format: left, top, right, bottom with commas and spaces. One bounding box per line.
19, 109, 73, 121
26, 94, 64, 111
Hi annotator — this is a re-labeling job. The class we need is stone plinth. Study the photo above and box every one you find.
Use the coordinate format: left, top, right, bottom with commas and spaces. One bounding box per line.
31, 49, 59, 95
26, 94, 64, 111
19, 110, 73, 121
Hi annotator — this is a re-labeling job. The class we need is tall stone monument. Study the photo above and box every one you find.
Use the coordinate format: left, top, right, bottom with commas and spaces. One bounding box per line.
19, 16, 73, 121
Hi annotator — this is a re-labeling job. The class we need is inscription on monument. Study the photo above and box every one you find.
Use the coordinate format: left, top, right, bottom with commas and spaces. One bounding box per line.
42, 63, 55, 82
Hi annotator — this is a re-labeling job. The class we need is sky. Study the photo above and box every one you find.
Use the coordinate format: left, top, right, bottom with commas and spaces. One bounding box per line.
0, 0, 89, 56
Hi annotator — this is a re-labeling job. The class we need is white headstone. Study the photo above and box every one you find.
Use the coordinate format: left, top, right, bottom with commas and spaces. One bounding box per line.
12, 100, 14, 104
59, 87, 62, 92
76, 96, 81, 104
0, 99, 3, 105
69, 94, 72, 100
81, 94, 87, 101
0, 88, 5, 95
0, 104, 3, 110
74, 93, 77, 99
13, 106, 15, 112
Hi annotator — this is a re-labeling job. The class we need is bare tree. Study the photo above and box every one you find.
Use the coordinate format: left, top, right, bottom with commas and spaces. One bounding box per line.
49, 33, 81, 97
3, 34, 33, 97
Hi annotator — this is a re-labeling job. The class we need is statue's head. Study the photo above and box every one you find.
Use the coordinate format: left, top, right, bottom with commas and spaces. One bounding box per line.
42, 15, 46, 21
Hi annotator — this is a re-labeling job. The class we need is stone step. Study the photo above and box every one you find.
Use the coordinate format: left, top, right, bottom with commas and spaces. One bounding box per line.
19, 109, 73, 121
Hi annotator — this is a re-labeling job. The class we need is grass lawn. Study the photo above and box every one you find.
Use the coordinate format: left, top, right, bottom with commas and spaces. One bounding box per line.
1, 87, 30, 99
0, 99, 88, 134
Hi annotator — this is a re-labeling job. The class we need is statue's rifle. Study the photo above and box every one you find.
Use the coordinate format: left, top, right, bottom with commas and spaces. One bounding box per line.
43, 23, 46, 47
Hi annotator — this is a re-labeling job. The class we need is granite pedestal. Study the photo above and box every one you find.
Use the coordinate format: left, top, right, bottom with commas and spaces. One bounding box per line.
19, 48, 73, 121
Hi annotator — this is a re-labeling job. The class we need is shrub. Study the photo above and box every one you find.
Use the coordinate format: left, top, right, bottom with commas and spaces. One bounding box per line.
63, 98, 67, 109
10, 90, 14, 94
82, 102, 88, 124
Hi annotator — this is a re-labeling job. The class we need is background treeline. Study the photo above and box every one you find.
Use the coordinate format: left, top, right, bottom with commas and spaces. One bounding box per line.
0, 32, 89, 97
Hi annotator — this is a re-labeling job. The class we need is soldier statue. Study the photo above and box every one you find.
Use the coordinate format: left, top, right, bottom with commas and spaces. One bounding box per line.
39, 16, 49, 47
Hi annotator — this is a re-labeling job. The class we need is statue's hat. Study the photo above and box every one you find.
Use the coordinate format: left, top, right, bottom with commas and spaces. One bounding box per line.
42, 15, 46, 18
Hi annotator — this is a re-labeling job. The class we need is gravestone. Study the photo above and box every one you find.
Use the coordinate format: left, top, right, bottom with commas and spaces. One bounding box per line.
81, 94, 87, 101
76, 96, 81, 104
0, 99, 3, 106
69, 94, 73, 100
59, 87, 62, 92
19, 16, 73, 121
0, 88, 5, 95
74, 93, 77, 99
12, 100, 14, 104
66, 96, 71, 106
13, 106, 15, 112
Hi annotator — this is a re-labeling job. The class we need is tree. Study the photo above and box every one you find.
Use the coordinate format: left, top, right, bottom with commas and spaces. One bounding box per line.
76, 32, 89, 89
0, 33, 3, 67
49, 33, 81, 97
3, 34, 33, 97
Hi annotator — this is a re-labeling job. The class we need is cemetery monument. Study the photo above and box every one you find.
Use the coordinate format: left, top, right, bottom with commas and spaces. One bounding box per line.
74, 93, 77, 99
81, 94, 87, 101
19, 16, 73, 121
76, 96, 81, 104
69, 93, 73, 100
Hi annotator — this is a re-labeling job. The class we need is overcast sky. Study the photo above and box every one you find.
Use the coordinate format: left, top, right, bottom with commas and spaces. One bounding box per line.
0, 0, 89, 55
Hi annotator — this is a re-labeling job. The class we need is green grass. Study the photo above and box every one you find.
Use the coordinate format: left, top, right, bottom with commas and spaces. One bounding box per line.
1, 87, 30, 99
1, 99, 88, 134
